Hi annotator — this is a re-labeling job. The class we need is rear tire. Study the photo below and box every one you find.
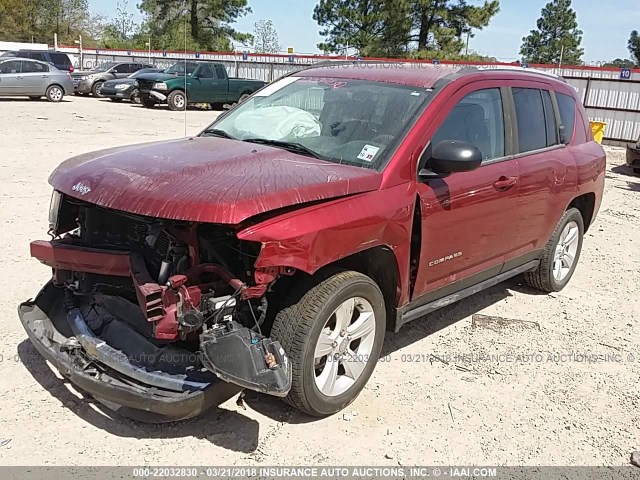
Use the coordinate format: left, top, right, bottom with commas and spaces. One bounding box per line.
270, 271, 386, 416
140, 94, 156, 108
92, 81, 104, 97
524, 207, 584, 293
45, 85, 64, 102
167, 90, 187, 111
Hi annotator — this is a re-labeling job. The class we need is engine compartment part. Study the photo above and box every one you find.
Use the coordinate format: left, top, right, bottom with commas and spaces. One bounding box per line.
200, 320, 292, 397
26, 198, 299, 410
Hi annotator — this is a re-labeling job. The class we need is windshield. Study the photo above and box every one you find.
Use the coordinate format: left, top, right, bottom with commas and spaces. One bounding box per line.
203, 76, 429, 170
164, 62, 198, 76
91, 62, 117, 72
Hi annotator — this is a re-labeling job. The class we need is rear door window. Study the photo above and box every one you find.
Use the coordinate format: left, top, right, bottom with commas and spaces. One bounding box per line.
431, 88, 505, 161
512, 88, 547, 153
556, 93, 577, 143
29, 52, 46, 61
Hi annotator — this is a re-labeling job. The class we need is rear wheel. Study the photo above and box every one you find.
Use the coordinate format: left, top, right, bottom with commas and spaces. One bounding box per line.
140, 94, 156, 108
45, 85, 64, 102
525, 207, 584, 292
92, 81, 104, 97
271, 271, 386, 416
167, 90, 187, 111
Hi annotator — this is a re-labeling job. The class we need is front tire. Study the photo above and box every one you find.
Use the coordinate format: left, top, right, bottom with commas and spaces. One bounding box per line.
140, 94, 156, 108
130, 89, 141, 104
92, 81, 104, 97
525, 207, 584, 292
167, 90, 187, 111
271, 271, 386, 416
45, 85, 64, 102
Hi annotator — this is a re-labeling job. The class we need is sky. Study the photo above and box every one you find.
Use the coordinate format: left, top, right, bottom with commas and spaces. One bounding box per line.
88, 0, 639, 63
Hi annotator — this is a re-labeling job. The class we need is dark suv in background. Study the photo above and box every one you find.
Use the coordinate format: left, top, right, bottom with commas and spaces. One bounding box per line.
72, 62, 153, 97
9, 50, 74, 72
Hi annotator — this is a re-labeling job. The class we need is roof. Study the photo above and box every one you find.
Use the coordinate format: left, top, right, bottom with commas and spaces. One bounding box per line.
293, 62, 568, 88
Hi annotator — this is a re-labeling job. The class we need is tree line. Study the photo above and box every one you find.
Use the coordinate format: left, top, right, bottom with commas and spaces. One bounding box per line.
0, 0, 637, 66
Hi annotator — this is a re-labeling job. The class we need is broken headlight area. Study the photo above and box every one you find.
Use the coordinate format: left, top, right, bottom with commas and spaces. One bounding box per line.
22, 196, 292, 419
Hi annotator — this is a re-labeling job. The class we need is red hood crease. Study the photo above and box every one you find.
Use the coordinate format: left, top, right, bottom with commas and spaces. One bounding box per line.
49, 137, 383, 225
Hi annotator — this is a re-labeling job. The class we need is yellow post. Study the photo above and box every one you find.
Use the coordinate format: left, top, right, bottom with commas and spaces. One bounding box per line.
589, 121, 606, 144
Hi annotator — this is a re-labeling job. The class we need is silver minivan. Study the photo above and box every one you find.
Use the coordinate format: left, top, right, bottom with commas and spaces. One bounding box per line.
0, 58, 74, 102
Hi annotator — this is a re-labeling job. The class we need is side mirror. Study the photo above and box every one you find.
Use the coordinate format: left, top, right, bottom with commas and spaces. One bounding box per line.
419, 140, 483, 180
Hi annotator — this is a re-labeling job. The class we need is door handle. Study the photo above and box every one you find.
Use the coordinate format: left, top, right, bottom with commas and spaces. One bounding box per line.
493, 176, 518, 191
17, 76, 23, 80
42, 75, 49, 78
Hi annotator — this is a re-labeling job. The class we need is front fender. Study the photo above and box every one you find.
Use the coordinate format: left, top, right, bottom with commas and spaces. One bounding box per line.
237, 182, 416, 302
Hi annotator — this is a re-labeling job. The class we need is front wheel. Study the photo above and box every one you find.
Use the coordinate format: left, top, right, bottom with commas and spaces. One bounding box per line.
92, 81, 104, 97
140, 94, 156, 108
167, 90, 187, 111
271, 271, 386, 416
130, 89, 141, 104
45, 85, 64, 102
525, 207, 584, 292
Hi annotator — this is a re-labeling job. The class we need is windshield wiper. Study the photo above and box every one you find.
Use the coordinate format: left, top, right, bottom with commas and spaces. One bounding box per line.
242, 138, 325, 159
202, 128, 236, 140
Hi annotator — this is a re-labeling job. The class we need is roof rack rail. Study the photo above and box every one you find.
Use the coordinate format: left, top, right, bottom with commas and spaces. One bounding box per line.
457, 65, 567, 83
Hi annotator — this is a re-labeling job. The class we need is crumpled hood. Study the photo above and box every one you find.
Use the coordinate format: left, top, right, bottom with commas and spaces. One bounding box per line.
103, 78, 135, 87
135, 72, 181, 83
49, 137, 382, 225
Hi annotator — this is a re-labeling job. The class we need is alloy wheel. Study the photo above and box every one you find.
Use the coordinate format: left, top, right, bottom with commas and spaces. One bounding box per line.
553, 220, 579, 282
313, 297, 376, 397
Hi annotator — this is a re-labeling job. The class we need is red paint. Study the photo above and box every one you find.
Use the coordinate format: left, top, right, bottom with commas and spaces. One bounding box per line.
30, 240, 131, 277
50, 137, 382, 224
43, 65, 605, 316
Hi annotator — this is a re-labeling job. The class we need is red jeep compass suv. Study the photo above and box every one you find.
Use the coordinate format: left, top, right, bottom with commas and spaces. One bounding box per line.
19, 64, 605, 420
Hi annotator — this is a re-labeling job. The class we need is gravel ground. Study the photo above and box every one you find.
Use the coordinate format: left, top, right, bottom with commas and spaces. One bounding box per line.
0, 96, 638, 467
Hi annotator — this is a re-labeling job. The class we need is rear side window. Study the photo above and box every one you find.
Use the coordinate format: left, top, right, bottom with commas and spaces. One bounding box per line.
513, 88, 547, 153
215, 65, 226, 79
431, 88, 505, 161
49, 53, 71, 67
556, 93, 577, 143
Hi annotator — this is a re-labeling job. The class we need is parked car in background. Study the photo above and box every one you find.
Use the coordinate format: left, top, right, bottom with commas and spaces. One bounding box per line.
136, 61, 265, 111
72, 62, 153, 97
627, 134, 640, 174
0, 58, 73, 102
100, 68, 162, 103
19, 64, 605, 422
8, 50, 74, 72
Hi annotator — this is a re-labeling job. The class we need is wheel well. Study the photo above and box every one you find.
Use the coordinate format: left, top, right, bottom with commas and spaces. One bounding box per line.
568, 193, 596, 232
265, 247, 400, 334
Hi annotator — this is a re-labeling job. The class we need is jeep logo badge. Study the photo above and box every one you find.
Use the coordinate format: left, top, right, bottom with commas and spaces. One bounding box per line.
72, 182, 91, 196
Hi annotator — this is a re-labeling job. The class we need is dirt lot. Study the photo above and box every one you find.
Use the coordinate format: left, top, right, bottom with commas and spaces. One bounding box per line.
0, 96, 638, 467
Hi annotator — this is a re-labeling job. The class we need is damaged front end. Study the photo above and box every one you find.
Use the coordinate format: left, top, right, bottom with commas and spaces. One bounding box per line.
19, 193, 292, 421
